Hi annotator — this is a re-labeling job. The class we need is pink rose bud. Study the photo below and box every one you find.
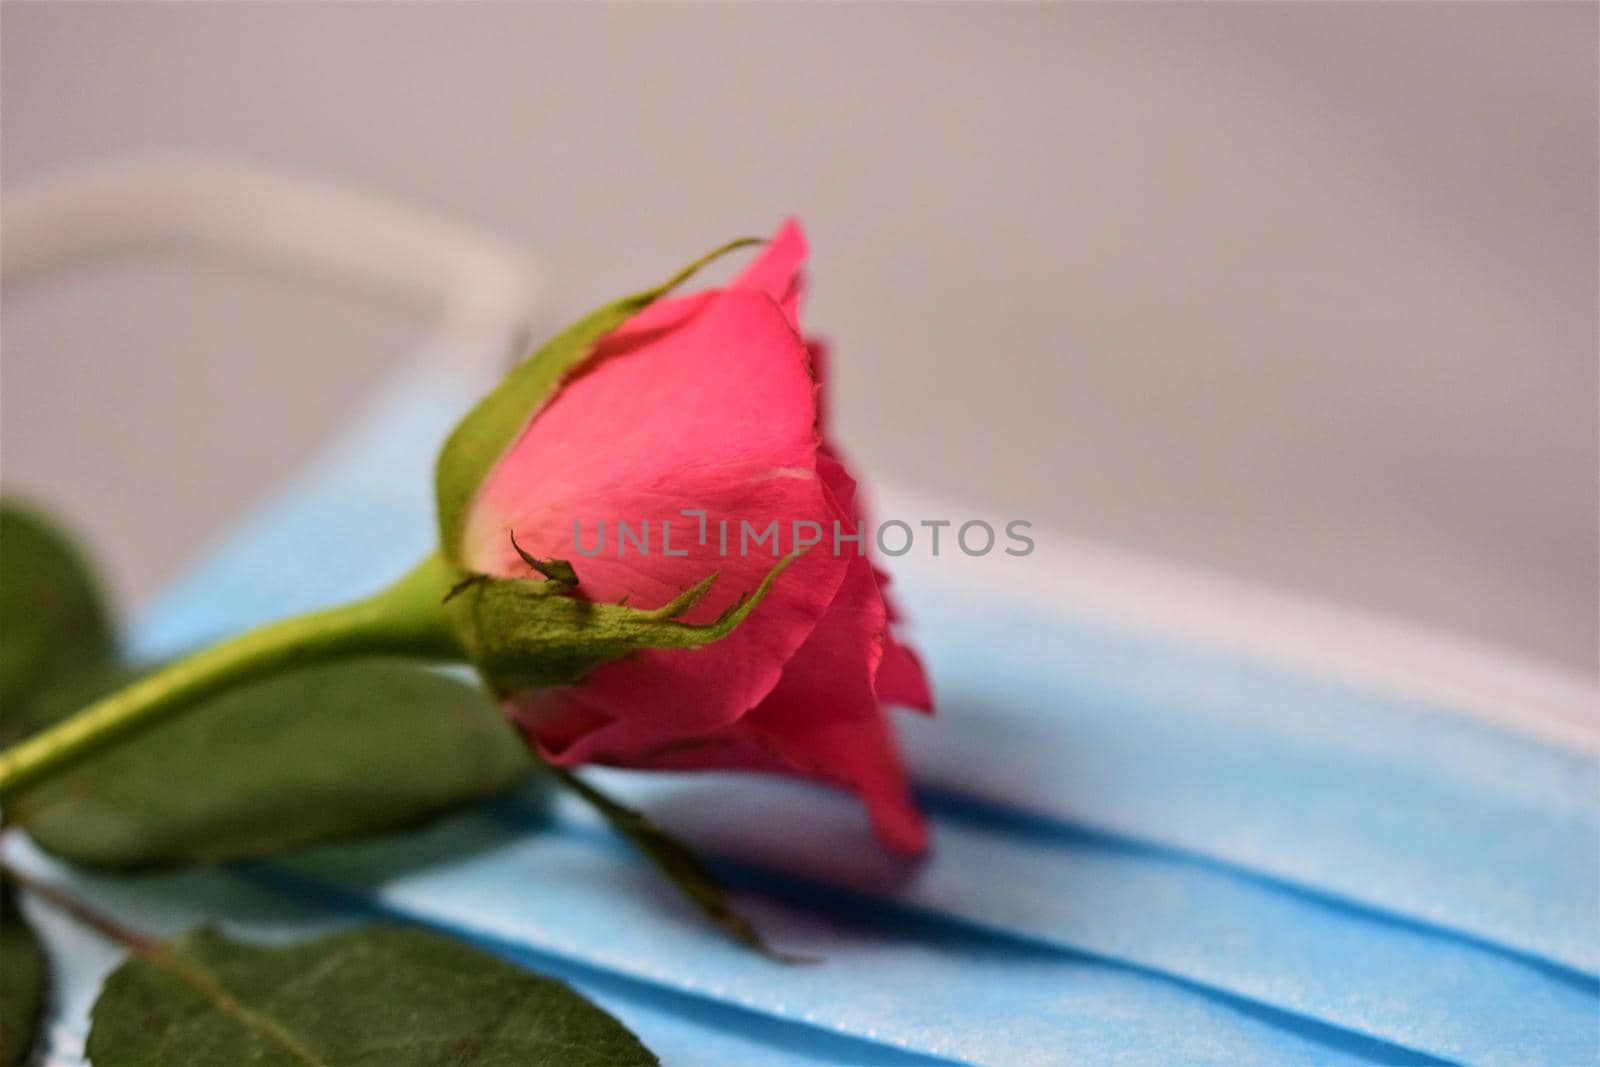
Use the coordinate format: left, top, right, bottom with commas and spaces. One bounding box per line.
436, 221, 932, 853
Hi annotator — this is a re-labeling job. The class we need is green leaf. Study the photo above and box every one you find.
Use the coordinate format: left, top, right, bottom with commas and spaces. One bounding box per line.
0, 499, 118, 743
10, 660, 534, 868
0, 877, 47, 1066
553, 768, 804, 962
87, 924, 657, 1066
447, 551, 799, 700
434, 238, 760, 562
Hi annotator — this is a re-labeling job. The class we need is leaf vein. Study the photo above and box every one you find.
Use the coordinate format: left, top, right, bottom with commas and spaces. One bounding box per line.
152, 946, 329, 1067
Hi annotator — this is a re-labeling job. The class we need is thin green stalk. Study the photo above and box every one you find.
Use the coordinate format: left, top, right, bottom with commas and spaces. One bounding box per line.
0, 553, 464, 804
2, 856, 325, 1065
2, 853, 162, 954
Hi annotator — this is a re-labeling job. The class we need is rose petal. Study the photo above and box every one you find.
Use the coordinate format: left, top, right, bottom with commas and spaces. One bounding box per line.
876, 636, 934, 712
815, 433, 934, 715
544, 553, 929, 854
735, 553, 928, 853
468, 289, 850, 744
732, 218, 807, 330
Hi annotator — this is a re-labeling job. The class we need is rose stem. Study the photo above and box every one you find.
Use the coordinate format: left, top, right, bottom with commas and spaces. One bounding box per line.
0, 552, 465, 803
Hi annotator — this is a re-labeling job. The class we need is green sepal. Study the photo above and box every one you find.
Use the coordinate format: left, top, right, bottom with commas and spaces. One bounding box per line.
444, 552, 798, 699
434, 237, 760, 562
510, 531, 579, 590
552, 768, 809, 962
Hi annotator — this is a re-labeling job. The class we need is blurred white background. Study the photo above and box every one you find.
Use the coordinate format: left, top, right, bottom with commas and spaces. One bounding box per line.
2, 2, 1595, 678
